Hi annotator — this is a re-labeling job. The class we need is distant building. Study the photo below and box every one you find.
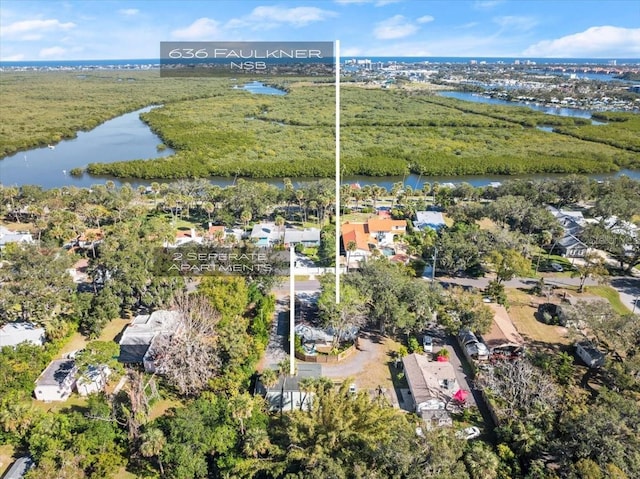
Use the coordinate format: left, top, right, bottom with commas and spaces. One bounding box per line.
0, 225, 34, 250
284, 228, 321, 247
34, 359, 77, 402
118, 310, 182, 372
250, 223, 284, 247
0, 322, 45, 348
164, 228, 203, 248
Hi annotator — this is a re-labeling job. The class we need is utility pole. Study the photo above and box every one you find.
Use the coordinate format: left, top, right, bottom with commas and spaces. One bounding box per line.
289, 244, 295, 375
431, 246, 438, 287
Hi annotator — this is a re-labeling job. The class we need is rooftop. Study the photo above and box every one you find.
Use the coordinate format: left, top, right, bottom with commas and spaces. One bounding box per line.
482, 304, 526, 351
0, 322, 46, 348
402, 353, 458, 407
36, 359, 76, 387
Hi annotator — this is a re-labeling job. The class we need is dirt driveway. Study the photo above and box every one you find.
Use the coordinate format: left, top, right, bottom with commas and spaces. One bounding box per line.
319, 332, 402, 404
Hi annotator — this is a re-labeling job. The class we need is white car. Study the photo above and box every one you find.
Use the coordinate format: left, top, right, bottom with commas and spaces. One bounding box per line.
550, 262, 564, 272
423, 335, 433, 353
456, 426, 481, 440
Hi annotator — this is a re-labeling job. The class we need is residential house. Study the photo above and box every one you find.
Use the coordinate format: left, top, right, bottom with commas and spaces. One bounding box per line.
118, 310, 182, 372
34, 359, 77, 401
76, 365, 112, 396
575, 340, 605, 368
0, 322, 45, 348
341, 222, 371, 266
402, 353, 458, 429
119, 310, 181, 369
547, 207, 589, 258
2, 457, 34, 479
250, 222, 284, 247
367, 218, 407, 245
67, 258, 90, 284
164, 228, 203, 248
257, 363, 322, 412
284, 228, 321, 248
0, 225, 34, 250
554, 234, 589, 258
415, 211, 446, 231
206, 223, 226, 243
481, 304, 526, 360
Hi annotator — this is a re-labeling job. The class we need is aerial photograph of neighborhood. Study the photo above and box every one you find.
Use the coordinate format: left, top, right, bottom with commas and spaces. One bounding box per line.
1, 0, 639, 478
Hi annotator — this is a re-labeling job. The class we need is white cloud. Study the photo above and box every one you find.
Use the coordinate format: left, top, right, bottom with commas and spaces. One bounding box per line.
2, 19, 76, 40
118, 8, 139, 17
523, 26, 640, 57
238, 6, 338, 28
417, 15, 434, 24
334, 0, 401, 6
374, 15, 419, 40
494, 15, 537, 31
2, 53, 25, 61
171, 18, 221, 40
474, 0, 504, 9
375, 0, 402, 5
39, 46, 67, 58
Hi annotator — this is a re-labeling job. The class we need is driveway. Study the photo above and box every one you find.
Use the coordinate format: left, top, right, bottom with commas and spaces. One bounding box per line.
261, 294, 290, 370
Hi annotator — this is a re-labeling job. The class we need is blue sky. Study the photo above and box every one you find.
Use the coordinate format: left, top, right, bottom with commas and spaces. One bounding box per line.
1, 0, 639, 61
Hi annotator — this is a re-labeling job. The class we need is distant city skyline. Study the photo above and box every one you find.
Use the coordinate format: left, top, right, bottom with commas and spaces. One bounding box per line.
1, 0, 639, 61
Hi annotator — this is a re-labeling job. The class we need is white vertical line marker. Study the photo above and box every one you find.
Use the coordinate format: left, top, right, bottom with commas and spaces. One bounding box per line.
289, 244, 295, 375
335, 39, 341, 304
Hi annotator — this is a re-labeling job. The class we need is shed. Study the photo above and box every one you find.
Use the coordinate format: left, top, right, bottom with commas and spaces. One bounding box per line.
575, 341, 605, 368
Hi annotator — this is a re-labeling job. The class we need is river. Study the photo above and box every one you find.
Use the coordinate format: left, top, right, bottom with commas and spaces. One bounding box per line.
0, 105, 175, 189
1, 84, 638, 190
439, 91, 598, 120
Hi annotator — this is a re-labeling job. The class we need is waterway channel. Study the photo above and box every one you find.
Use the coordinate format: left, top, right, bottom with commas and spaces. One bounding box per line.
1, 84, 637, 190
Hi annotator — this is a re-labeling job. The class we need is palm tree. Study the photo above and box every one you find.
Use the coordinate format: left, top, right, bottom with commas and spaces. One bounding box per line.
431, 182, 440, 205
140, 427, 166, 476
298, 377, 316, 411
229, 392, 254, 436
240, 209, 252, 230
346, 240, 357, 273
275, 215, 285, 243
202, 202, 215, 222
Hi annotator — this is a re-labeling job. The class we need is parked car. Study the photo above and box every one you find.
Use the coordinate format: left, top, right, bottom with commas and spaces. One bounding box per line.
456, 426, 481, 440
550, 262, 564, 272
423, 335, 433, 353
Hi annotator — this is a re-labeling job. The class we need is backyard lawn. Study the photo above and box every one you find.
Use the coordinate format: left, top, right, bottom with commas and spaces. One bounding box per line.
506, 288, 571, 347
586, 285, 632, 315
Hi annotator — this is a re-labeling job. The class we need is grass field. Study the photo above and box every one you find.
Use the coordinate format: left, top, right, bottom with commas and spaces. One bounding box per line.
0, 444, 16, 477
585, 285, 632, 315
506, 288, 571, 347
